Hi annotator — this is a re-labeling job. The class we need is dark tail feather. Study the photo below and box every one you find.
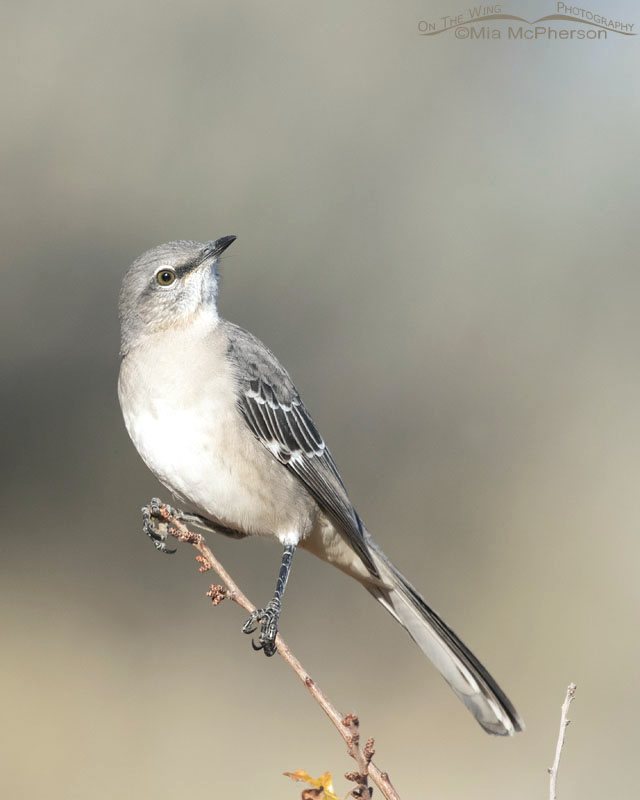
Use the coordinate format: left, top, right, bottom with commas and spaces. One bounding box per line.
364, 539, 524, 735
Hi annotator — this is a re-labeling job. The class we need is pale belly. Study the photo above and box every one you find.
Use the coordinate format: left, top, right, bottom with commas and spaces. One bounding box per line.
118, 354, 317, 540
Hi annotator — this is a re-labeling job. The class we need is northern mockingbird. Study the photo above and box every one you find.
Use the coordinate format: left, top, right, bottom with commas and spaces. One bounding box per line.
118, 236, 524, 736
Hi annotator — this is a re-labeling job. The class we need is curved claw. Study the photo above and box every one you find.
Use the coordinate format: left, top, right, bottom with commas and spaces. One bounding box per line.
242, 611, 261, 635
142, 501, 177, 555
242, 607, 279, 656
151, 538, 177, 555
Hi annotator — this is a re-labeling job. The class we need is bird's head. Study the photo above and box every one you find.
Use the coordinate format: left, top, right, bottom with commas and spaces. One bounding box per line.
118, 236, 236, 355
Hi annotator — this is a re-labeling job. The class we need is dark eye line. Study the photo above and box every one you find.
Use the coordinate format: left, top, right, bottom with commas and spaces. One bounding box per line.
152, 261, 197, 289
161, 264, 193, 279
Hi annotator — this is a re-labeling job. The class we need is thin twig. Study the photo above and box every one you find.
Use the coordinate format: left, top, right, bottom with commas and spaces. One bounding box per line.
149, 501, 401, 800
548, 683, 577, 800
342, 715, 378, 798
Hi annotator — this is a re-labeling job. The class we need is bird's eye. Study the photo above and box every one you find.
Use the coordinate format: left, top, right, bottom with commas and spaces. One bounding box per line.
156, 269, 177, 286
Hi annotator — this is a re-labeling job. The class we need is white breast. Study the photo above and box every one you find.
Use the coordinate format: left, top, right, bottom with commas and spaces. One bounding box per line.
118, 319, 316, 540
122, 386, 233, 509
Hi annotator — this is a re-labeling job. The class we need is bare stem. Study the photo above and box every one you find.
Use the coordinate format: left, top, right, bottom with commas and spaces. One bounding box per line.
548, 683, 577, 800
151, 502, 402, 800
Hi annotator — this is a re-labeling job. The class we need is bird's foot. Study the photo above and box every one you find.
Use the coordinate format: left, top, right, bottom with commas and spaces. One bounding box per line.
242, 600, 281, 657
141, 498, 178, 554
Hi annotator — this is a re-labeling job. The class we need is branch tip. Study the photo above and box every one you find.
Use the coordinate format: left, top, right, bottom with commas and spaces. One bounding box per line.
363, 738, 375, 764
549, 683, 577, 800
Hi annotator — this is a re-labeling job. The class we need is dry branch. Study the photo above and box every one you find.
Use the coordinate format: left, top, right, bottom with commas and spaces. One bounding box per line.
548, 683, 577, 800
146, 500, 401, 800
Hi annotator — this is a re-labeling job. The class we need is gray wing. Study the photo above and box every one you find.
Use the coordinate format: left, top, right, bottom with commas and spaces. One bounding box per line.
224, 322, 377, 575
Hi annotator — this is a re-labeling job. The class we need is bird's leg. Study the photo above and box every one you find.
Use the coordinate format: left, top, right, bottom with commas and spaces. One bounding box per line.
242, 542, 296, 657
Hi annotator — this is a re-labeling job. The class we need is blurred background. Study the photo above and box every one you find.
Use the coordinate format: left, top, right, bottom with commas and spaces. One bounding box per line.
2, 1, 639, 797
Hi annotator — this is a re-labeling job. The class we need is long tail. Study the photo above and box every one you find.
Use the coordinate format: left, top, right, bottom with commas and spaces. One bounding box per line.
363, 537, 524, 736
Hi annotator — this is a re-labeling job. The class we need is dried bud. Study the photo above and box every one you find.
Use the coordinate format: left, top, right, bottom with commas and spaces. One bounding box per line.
206, 584, 228, 606
196, 556, 212, 573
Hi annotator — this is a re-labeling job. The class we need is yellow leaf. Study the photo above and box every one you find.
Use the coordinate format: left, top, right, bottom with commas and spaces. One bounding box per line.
283, 769, 339, 800
284, 770, 315, 784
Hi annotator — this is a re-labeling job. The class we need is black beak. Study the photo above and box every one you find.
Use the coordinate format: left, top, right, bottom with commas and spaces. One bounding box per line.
205, 235, 237, 260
